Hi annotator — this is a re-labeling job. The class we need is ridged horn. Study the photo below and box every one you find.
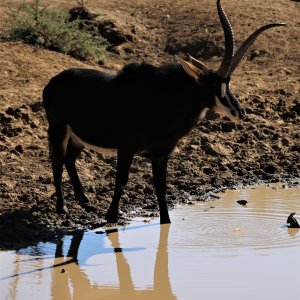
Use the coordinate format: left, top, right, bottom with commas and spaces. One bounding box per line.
216, 0, 235, 79
229, 23, 286, 76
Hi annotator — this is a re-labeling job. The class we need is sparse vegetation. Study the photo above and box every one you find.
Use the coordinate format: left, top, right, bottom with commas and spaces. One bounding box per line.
6, 0, 109, 61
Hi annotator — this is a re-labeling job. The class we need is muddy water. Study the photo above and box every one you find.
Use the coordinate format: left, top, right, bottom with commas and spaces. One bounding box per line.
1, 185, 300, 300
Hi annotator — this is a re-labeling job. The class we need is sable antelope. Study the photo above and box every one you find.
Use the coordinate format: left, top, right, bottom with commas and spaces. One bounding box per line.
43, 0, 285, 224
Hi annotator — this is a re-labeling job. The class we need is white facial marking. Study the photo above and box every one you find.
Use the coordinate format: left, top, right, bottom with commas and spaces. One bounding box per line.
67, 125, 117, 154
220, 83, 236, 114
224, 93, 236, 113
214, 97, 238, 122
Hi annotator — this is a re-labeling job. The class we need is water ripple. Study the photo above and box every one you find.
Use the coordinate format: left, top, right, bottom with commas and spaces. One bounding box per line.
171, 186, 300, 251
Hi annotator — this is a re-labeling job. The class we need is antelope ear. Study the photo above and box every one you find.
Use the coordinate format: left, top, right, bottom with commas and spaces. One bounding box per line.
176, 56, 203, 80
188, 54, 209, 74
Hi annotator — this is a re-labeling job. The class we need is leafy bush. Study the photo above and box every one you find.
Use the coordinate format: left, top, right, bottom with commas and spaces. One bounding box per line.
6, 0, 109, 61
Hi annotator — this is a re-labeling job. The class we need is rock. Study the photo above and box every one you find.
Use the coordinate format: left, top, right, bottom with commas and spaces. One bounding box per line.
287, 213, 300, 228
237, 200, 248, 206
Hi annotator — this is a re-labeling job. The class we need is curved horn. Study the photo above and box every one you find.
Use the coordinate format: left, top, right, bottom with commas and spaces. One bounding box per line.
229, 23, 286, 76
216, 0, 235, 79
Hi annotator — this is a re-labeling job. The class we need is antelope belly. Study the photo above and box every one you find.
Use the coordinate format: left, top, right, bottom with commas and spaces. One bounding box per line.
67, 125, 117, 154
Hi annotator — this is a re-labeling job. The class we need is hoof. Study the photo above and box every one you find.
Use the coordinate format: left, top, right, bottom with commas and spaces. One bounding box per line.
57, 205, 69, 215
75, 193, 90, 206
160, 217, 171, 224
106, 212, 118, 224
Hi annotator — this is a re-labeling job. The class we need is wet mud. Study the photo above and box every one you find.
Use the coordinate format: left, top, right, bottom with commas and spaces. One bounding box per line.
1, 186, 300, 300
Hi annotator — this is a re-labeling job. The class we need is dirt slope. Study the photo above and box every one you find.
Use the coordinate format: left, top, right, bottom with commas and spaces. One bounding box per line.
0, 0, 299, 248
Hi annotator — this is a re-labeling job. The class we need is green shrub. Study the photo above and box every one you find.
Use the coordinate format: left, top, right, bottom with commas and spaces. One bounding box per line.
6, 0, 109, 61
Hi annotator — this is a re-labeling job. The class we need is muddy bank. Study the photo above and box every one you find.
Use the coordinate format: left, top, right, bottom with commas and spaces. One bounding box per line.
0, 0, 299, 248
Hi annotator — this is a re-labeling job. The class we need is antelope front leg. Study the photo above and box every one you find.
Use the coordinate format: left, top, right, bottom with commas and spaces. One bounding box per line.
152, 156, 171, 224
106, 150, 134, 223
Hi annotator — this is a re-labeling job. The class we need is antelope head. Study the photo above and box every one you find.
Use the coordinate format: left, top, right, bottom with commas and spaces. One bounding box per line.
177, 0, 285, 122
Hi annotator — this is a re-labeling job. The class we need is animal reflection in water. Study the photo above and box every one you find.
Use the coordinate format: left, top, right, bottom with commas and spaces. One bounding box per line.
51, 224, 176, 300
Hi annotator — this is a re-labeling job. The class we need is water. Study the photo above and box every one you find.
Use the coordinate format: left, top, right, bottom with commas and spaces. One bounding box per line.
1, 185, 300, 300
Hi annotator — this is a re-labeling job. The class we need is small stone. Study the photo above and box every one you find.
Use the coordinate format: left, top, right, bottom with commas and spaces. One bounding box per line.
237, 200, 248, 206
